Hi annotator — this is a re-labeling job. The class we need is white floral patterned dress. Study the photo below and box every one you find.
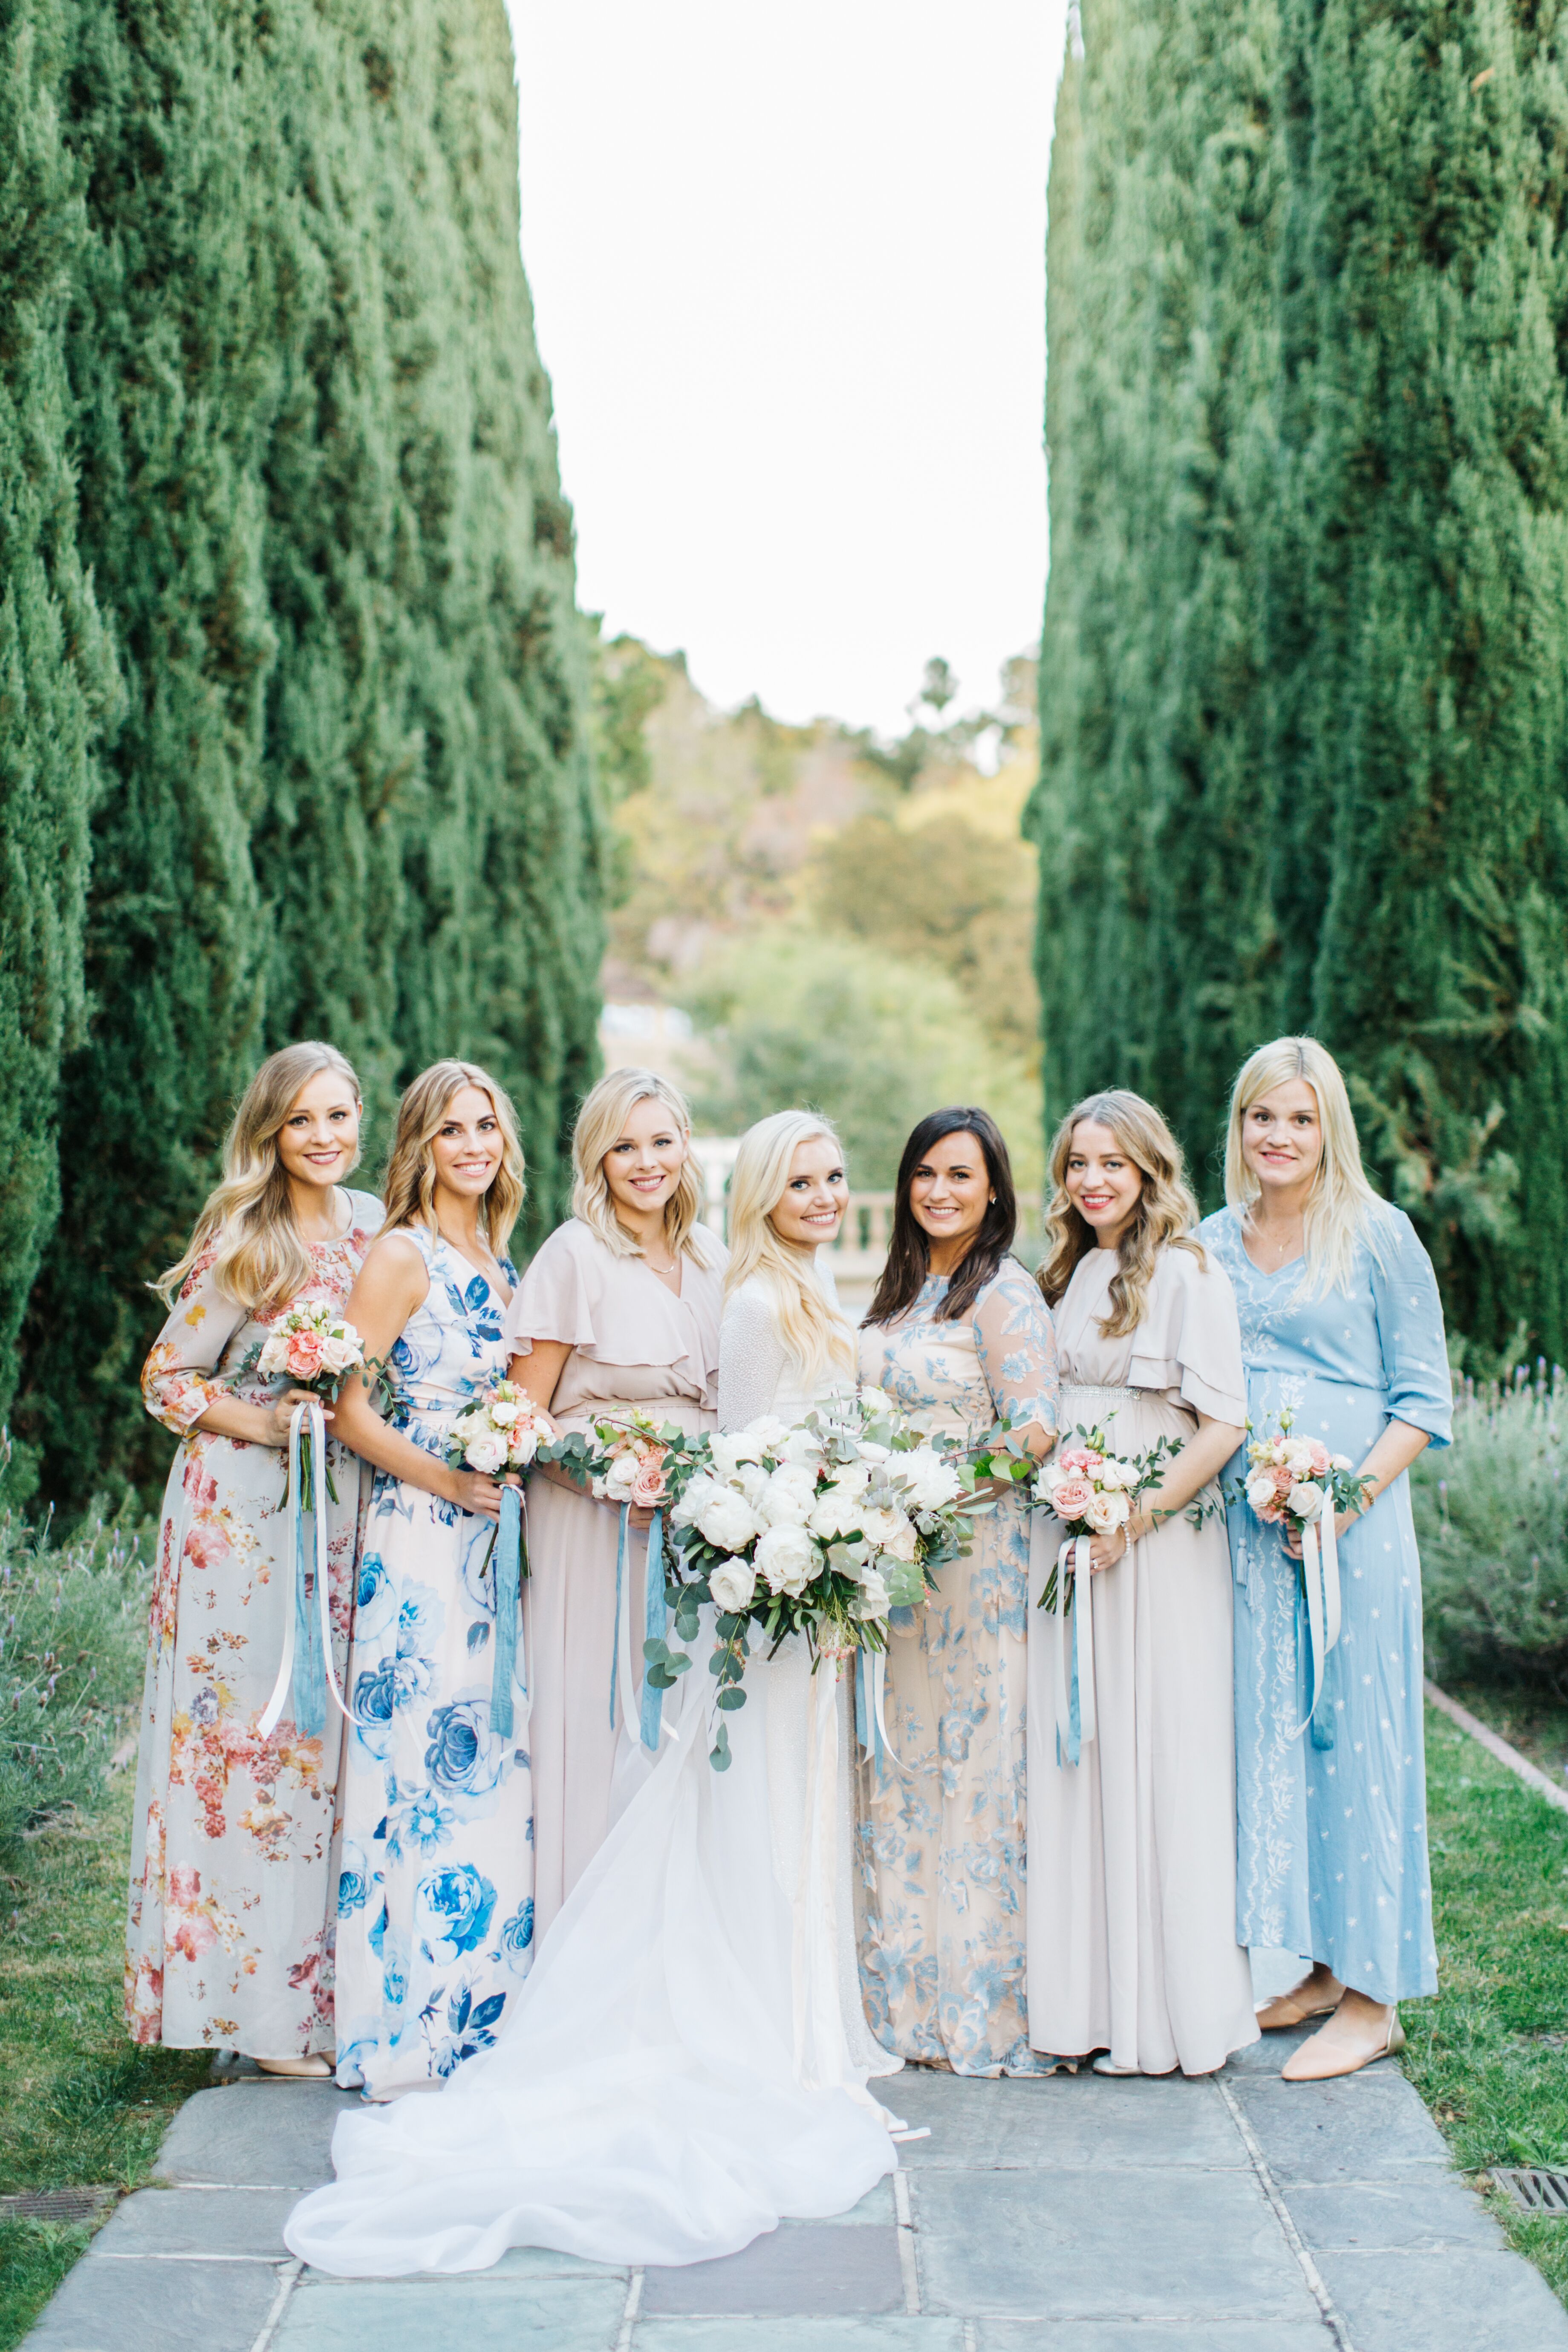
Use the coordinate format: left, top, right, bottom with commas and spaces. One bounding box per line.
333, 1224, 535, 2097
856, 1259, 1059, 2074
126, 1188, 384, 2059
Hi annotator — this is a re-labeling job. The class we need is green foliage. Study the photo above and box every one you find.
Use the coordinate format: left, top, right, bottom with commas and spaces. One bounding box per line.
1037, 0, 1568, 1356
0, 1, 120, 1434
0, 1470, 147, 1859
1403, 1708, 1568, 2310
1413, 1367, 1568, 1697
0, 0, 602, 1511
686, 929, 1042, 1190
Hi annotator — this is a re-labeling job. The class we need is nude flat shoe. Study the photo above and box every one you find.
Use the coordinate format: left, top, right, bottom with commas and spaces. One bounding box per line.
254, 2054, 334, 2079
1280, 2011, 1405, 2083
1255, 1985, 1340, 2032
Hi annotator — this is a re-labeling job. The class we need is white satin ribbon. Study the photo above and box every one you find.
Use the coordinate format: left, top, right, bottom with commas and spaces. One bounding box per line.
855, 1646, 902, 1775
258, 1400, 350, 1740
1293, 1506, 1343, 1740
1052, 1534, 1096, 1767
793, 1650, 846, 2090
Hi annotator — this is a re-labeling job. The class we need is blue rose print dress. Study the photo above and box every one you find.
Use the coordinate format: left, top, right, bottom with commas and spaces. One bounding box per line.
334, 1224, 535, 2096
856, 1259, 1059, 2074
1201, 1204, 1451, 2003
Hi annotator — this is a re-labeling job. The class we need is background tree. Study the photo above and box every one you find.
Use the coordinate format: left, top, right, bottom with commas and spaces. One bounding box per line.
0, 0, 602, 1509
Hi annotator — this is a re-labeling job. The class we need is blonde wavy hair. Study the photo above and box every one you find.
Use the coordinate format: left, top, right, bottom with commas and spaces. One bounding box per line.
1039, 1090, 1204, 1336
1224, 1036, 1388, 1297
156, 1043, 364, 1310
570, 1067, 713, 1263
724, 1110, 857, 1391
382, 1061, 526, 1250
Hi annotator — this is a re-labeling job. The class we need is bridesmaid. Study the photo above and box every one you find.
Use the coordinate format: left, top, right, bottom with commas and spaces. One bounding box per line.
505, 1068, 725, 1945
1201, 1037, 1450, 2079
1026, 1090, 1256, 2078
857, 1108, 1058, 2075
128, 1043, 383, 2074
331, 1062, 534, 2096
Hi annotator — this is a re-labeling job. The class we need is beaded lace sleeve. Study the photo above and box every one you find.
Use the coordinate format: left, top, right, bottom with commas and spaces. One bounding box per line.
716, 1288, 790, 1431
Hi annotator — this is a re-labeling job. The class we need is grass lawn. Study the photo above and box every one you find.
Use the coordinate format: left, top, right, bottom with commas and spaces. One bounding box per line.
1405, 1701, 1568, 2306
0, 1772, 209, 2352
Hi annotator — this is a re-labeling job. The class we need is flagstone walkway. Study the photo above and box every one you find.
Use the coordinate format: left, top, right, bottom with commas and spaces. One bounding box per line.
22, 2004, 1568, 2352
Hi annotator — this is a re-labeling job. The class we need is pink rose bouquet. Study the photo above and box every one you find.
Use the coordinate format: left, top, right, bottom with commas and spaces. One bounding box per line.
1035, 1425, 1183, 1609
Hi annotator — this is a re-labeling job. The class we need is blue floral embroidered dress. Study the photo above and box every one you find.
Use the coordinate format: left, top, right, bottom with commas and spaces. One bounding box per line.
856, 1260, 1059, 2074
1201, 1205, 1451, 2003
334, 1224, 535, 2095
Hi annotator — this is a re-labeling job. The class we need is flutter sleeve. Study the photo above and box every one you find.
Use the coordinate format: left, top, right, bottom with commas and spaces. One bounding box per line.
502, 1221, 600, 1358
140, 1254, 249, 1437
973, 1260, 1059, 1433
1369, 1207, 1452, 1449
716, 1287, 789, 1431
1129, 1247, 1247, 1424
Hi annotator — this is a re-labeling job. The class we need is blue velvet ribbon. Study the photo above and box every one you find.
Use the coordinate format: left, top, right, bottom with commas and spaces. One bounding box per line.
489, 1483, 525, 1738
639, 1508, 666, 1752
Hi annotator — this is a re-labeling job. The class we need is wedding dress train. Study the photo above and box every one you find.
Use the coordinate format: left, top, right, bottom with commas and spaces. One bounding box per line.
285, 1261, 901, 2278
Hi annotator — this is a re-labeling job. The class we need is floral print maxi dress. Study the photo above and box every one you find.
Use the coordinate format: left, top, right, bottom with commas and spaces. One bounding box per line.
856, 1259, 1059, 2074
334, 1224, 535, 2096
126, 1188, 384, 2059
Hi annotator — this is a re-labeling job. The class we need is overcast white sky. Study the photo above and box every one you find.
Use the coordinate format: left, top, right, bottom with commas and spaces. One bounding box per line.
504, 0, 1068, 738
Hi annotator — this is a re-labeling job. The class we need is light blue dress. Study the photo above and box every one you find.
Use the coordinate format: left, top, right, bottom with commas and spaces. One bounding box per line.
334, 1224, 535, 2096
1201, 1204, 1451, 2003
856, 1259, 1060, 2074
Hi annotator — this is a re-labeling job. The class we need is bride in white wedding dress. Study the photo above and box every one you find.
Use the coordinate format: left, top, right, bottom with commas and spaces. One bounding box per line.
285, 1112, 902, 2278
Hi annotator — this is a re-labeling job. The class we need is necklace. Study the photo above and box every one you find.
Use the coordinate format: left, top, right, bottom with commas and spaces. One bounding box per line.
1246, 1209, 1302, 1266
645, 1253, 679, 1276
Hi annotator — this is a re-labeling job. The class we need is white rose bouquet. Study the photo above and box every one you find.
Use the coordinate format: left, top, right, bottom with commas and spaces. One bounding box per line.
444, 1381, 559, 1488
644, 1388, 972, 1769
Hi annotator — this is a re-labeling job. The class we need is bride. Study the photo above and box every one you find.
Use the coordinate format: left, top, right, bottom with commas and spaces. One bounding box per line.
285, 1112, 901, 2278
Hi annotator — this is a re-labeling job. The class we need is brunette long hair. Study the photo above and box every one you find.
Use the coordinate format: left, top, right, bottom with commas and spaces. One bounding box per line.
865, 1107, 1017, 1328
1038, 1090, 1203, 1335
381, 1061, 526, 1250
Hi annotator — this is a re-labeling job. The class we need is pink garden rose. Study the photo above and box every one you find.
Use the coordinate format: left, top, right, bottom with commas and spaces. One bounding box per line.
630, 1452, 669, 1509
286, 1328, 326, 1381
1050, 1475, 1096, 1521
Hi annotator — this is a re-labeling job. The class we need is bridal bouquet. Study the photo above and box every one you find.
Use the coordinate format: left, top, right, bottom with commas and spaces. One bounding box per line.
643, 1389, 971, 1767
1034, 1426, 1183, 1610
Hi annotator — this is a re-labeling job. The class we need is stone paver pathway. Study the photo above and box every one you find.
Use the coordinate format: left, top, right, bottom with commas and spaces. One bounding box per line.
23, 2013, 1568, 2352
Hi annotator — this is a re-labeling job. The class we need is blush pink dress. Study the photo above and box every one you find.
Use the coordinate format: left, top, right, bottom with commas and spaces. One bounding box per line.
503, 1218, 725, 1944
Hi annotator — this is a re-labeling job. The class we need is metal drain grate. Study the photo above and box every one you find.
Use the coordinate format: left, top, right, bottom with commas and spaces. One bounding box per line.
0, 2187, 120, 2226
1493, 2169, 1568, 2217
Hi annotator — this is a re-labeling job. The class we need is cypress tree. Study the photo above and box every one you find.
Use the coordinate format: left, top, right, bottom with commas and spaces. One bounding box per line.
0, 0, 118, 1443
7, 0, 602, 1508
1270, 0, 1568, 1354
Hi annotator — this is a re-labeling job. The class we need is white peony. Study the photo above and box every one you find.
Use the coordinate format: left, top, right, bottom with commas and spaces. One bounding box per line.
858, 1385, 895, 1419
755, 1521, 817, 1597
710, 1560, 758, 1613
854, 1565, 891, 1620
1287, 1480, 1325, 1521
706, 1433, 756, 1482
777, 1425, 825, 1467
893, 1445, 962, 1513
671, 1472, 718, 1530
859, 1505, 918, 1561
809, 1478, 872, 1539
465, 1429, 508, 1475
759, 1463, 818, 1527
695, 1486, 761, 1553
1084, 1487, 1131, 1534
1245, 1472, 1279, 1513
857, 1440, 891, 1465
488, 1399, 522, 1427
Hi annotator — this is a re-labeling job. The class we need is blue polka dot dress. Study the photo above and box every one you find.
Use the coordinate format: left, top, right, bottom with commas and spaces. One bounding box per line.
1201, 1204, 1451, 2002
